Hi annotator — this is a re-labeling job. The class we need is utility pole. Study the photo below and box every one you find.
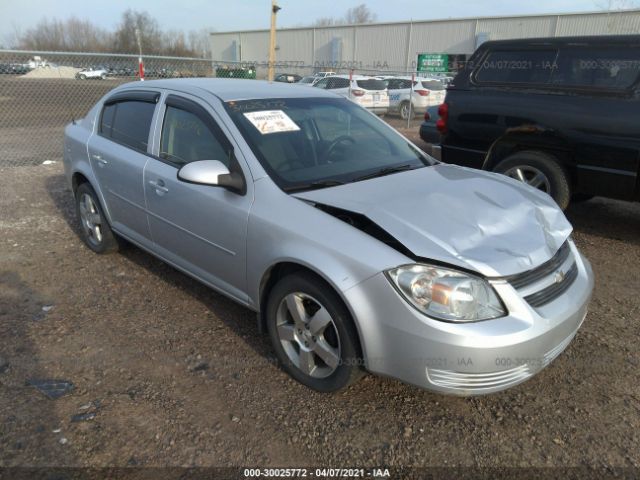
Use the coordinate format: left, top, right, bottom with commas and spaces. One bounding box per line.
135, 27, 145, 81
268, 0, 281, 81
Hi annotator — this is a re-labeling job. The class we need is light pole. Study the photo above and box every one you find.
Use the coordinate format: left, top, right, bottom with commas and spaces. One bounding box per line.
268, 0, 281, 81
135, 27, 145, 81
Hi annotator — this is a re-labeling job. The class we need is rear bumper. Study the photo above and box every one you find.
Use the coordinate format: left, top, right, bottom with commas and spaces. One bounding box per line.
344, 243, 594, 395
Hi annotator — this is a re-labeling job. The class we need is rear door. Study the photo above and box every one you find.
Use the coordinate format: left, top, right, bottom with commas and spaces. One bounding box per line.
88, 90, 160, 245
143, 92, 253, 302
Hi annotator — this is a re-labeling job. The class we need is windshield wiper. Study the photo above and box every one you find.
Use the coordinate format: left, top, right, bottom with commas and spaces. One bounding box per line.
283, 179, 345, 193
352, 163, 418, 182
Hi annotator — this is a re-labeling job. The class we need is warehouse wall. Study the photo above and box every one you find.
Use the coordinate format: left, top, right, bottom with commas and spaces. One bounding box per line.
210, 10, 640, 73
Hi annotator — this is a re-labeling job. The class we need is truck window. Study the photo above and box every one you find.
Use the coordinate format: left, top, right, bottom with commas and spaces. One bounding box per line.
551, 46, 640, 90
474, 50, 558, 85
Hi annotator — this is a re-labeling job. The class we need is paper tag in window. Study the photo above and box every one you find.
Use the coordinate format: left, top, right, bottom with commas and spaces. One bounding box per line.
243, 110, 300, 134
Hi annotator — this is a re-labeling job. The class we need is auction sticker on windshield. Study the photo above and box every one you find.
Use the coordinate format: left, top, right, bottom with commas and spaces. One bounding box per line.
243, 110, 300, 134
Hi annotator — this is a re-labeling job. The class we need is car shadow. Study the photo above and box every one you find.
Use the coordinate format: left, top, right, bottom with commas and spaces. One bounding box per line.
44, 173, 275, 363
565, 197, 640, 246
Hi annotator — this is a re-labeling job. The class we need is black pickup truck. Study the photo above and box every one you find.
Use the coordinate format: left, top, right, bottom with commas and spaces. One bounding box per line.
436, 35, 640, 209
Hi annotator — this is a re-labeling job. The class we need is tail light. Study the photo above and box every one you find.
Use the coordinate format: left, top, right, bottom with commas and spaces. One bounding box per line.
424, 111, 431, 121
351, 89, 365, 97
436, 102, 449, 134
415, 89, 430, 96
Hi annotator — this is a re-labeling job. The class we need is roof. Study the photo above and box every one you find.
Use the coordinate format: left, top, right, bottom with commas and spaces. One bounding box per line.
118, 78, 340, 102
478, 34, 640, 49
211, 9, 640, 35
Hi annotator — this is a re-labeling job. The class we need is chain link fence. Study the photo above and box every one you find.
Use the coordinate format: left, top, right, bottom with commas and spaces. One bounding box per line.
0, 49, 451, 167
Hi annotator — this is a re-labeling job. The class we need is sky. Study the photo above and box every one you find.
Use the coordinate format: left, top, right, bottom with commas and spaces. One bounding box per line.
0, 0, 632, 38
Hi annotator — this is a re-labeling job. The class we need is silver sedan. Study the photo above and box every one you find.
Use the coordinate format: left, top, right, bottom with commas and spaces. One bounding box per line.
63, 78, 593, 395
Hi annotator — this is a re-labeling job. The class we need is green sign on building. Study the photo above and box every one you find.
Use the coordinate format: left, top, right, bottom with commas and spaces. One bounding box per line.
416, 53, 449, 73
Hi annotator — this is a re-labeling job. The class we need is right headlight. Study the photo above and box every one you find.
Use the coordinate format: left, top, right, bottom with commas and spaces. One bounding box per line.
386, 264, 506, 322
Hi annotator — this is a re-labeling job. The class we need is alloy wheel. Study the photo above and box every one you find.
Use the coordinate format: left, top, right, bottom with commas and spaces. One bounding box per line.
78, 193, 103, 247
503, 165, 551, 193
275, 292, 341, 379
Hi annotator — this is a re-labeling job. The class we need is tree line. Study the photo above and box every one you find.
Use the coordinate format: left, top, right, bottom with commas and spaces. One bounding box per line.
10, 10, 212, 58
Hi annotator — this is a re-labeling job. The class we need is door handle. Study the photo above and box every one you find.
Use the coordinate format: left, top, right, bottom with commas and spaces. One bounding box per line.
149, 179, 169, 194
92, 154, 108, 166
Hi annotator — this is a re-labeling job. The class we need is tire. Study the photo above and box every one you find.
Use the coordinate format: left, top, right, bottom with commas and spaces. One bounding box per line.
399, 101, 412, 120
266, 272, 364, 392
100, 73, 107, 80
572, 193, 594, 203
493, 150, 571, 210
79, 74, 86, 80
75, 183, 120, 254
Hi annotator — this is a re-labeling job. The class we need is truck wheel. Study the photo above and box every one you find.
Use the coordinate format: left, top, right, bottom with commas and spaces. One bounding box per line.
100, 73, 107, 80
266, 272, 364, 392
493, 151, 571, 210
79, 74, 86, 80
399, 101, 413, 120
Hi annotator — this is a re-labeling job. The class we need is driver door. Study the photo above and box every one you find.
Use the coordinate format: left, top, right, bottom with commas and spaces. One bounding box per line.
143, 93, 252, 303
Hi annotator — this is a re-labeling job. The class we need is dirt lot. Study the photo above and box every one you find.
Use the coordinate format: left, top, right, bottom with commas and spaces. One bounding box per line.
1, 143, 639, 476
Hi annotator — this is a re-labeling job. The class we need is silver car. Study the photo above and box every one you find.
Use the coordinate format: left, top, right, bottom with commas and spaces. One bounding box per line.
63, 79, 594, 395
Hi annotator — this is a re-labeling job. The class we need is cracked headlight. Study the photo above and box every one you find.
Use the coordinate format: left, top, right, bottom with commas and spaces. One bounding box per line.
386, 265, 506, 322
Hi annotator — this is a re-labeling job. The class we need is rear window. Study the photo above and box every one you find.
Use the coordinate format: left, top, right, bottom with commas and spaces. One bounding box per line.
474, 49, 558, 85
551, 47, 640, 90
100, 100, 155, 152
356, 79, 387, 90
420, 80, 445, 90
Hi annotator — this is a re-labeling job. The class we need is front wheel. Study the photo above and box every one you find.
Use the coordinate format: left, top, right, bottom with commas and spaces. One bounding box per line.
493, 150, 571, 210
266, 273, 364, 392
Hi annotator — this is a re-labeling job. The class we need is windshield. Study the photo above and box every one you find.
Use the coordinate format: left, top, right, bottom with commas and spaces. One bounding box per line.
224, 97, 433, 191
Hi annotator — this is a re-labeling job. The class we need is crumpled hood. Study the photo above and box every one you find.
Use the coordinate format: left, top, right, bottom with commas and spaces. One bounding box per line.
293, 164, 572, 277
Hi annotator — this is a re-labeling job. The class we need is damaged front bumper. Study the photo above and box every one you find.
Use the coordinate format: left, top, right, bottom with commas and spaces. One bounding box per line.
344, 240, 594, 395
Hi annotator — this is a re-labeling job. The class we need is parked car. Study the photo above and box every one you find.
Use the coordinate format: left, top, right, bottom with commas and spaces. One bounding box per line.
297, 75, 320, 86
386, 76, 446, 119
419, 105, 441, 145
274, 73, 302, 83
0, 63, 31, 75
313, 74, 389, 114
64, 78, 593, 395
313, 71, 336, 78
76, 67, 108, 80
437, 35, 640, 209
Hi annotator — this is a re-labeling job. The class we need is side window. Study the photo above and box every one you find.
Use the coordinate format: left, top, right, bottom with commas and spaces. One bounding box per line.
474, 49, 558, 85
337, 78, 350, 88
551, 47, 640, 90
387, 79, 399, 90
314, 78, 328, 89
99, 100, 156, 152
160, 105, 231, 166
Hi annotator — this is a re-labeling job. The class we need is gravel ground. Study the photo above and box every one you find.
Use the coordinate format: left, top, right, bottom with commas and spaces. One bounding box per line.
1, 135, 639, 475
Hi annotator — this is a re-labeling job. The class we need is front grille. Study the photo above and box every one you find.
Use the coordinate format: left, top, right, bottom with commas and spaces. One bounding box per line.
506, 242, 571, 290
524, 262, 579, 308
502, 241, 578, 308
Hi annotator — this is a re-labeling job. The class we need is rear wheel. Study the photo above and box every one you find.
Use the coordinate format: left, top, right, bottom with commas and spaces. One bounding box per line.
266, 272, 364, 392
75, 183, 120, 254
100, 73, 107, 80
399, 101, 413, 120
493, 150, 571, 210
79, 74, 86, 80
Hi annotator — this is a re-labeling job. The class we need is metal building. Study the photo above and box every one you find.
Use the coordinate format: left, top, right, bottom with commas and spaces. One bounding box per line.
210, 9, 640, 75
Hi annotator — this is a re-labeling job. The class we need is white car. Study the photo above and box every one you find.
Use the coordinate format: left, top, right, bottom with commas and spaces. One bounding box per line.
313, 71, 336, 79
386, 77, 446, 119
76, 67, 108, 80
298, 75, 320, 86
313, 75, 389, 114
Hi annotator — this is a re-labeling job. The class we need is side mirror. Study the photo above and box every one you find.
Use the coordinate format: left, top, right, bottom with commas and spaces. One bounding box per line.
177, 160, 245, 194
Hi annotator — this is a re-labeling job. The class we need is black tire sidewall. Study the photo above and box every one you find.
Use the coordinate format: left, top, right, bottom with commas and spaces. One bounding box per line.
75, 183, 118, 254
494, 151, 571, 210
266, 273, 362, 393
